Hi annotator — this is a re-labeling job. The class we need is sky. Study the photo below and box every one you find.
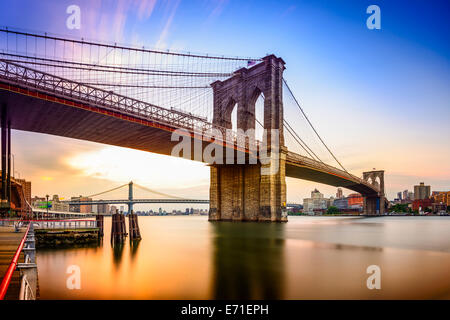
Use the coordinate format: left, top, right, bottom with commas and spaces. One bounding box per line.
0, 0, 449, 208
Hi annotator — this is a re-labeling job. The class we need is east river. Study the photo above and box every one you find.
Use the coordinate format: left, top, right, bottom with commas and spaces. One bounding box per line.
36, 216, 450, 299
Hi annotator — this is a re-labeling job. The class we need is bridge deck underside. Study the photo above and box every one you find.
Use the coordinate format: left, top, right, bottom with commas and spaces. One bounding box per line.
285, 160, 376, 195
0, 86, 220, 161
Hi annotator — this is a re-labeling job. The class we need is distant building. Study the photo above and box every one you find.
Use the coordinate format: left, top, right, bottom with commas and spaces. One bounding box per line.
397, 192, 402, 201
412, 199, 432, 211
97, 202, 109, 214
431, 191, 450, 206
432, 202, 447, 213
16, 178, 31, 212
408, 191, 414, 201
110, 205, 117, 214
70, 196, 92, 213
414, 182, 430, 200
31, 196, 46, 207
334, 197, 348, 210
402, 190, 409, 201
52, 201, 69, 212
347, 193, 363, 210
69, 196, 81, 213
80, 197, 92, 213
336, 188, 343, 199
303, 189, 328, 214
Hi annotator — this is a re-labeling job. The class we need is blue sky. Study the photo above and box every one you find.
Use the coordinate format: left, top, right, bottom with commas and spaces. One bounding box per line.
0, 0, 449, 204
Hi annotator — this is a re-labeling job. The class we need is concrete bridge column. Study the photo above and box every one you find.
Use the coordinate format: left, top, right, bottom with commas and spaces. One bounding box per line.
208, 160, 287, 222
259, 147, 287, 222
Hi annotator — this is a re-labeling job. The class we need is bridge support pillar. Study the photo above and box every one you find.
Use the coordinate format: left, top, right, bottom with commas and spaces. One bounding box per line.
362, 170, 386, 215
209, 149, 287, 222
127, 181, 133, 215
208, 54, 287, 223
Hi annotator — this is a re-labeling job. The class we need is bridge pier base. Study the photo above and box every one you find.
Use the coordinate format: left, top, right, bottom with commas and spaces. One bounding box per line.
363, 195, 386, 215
209, 152, 287, 222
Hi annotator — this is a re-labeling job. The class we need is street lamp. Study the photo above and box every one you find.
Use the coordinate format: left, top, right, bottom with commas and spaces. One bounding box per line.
11, 154, 14, 179
46, 194, 49, 220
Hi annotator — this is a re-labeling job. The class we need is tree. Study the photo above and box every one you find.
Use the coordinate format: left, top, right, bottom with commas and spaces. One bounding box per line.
327, 206, 340, 215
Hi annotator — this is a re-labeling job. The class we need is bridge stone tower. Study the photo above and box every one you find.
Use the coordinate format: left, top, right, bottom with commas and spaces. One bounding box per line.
208, 55, 287, 222
362, 170, 386, 215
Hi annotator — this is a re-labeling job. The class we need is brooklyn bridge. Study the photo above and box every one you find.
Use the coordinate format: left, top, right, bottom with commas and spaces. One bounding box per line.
0, 28, 387, 221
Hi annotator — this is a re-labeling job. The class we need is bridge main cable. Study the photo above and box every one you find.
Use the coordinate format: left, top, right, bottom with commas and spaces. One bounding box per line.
71, 183, 129, 200
133, 183, 184, 200
0, 28, 261, 61
283, 78, 349, 173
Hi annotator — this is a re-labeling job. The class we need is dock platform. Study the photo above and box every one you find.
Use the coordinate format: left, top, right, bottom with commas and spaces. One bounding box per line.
0, 226, 25, 300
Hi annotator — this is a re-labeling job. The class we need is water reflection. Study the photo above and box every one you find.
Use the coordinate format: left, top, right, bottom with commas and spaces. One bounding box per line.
211, 222, 285, 299
112, 241, 125, 267
34, 216, 450, 299
130, 239, 141, 261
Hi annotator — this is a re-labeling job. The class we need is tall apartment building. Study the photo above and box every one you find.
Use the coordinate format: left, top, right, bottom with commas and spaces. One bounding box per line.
414, 182, 430, 200
336, 188, 343, 199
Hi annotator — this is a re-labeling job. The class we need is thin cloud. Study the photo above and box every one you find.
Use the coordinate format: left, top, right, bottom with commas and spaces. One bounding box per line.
137, 0, 157, 20
155, 0, 181, 49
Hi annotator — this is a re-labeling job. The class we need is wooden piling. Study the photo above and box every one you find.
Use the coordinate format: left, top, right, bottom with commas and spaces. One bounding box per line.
95, 214, 104, 237
128, 210, 141, 241
111, 210, 127, 243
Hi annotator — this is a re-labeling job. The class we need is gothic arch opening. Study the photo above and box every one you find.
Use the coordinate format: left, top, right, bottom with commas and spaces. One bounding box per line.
374, 176, 381, 187
224, 97, 237, 132
249, 87, 264, 142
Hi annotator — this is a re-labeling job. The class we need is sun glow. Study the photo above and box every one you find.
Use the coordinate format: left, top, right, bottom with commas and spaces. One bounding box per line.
65, 146, 210, 190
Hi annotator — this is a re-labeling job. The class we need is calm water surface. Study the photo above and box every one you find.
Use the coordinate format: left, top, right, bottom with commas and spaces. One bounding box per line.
36, 216, 450, 299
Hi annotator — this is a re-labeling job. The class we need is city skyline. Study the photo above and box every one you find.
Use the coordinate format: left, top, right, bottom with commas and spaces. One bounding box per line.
1, 0, 449, 202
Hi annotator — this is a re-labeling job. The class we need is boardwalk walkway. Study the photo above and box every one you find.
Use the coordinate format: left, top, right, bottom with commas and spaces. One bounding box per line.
0, 226, 25, 300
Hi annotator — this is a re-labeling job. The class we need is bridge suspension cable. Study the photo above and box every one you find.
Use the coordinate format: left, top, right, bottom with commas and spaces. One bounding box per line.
0, 26, 262, 123
282, 78, 349, 173
72, 183, 129, 200
0, 28, 259, 61
133, 183, 184, 199
256, 93, 331, 169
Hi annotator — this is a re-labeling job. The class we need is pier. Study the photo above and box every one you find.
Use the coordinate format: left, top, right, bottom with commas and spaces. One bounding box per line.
0, 225, 24, 299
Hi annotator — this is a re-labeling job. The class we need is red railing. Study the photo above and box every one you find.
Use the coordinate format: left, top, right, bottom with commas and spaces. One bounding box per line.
0, 223, 31, 300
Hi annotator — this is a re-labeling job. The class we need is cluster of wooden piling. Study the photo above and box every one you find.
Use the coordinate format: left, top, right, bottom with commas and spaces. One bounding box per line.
111, 211, 127, 243
128, 211, 141, 240
110, 210, 142, 243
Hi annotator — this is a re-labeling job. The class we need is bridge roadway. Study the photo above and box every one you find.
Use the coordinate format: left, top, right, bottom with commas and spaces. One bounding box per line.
0, 59, 380, 198
65, 198, 301, 207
